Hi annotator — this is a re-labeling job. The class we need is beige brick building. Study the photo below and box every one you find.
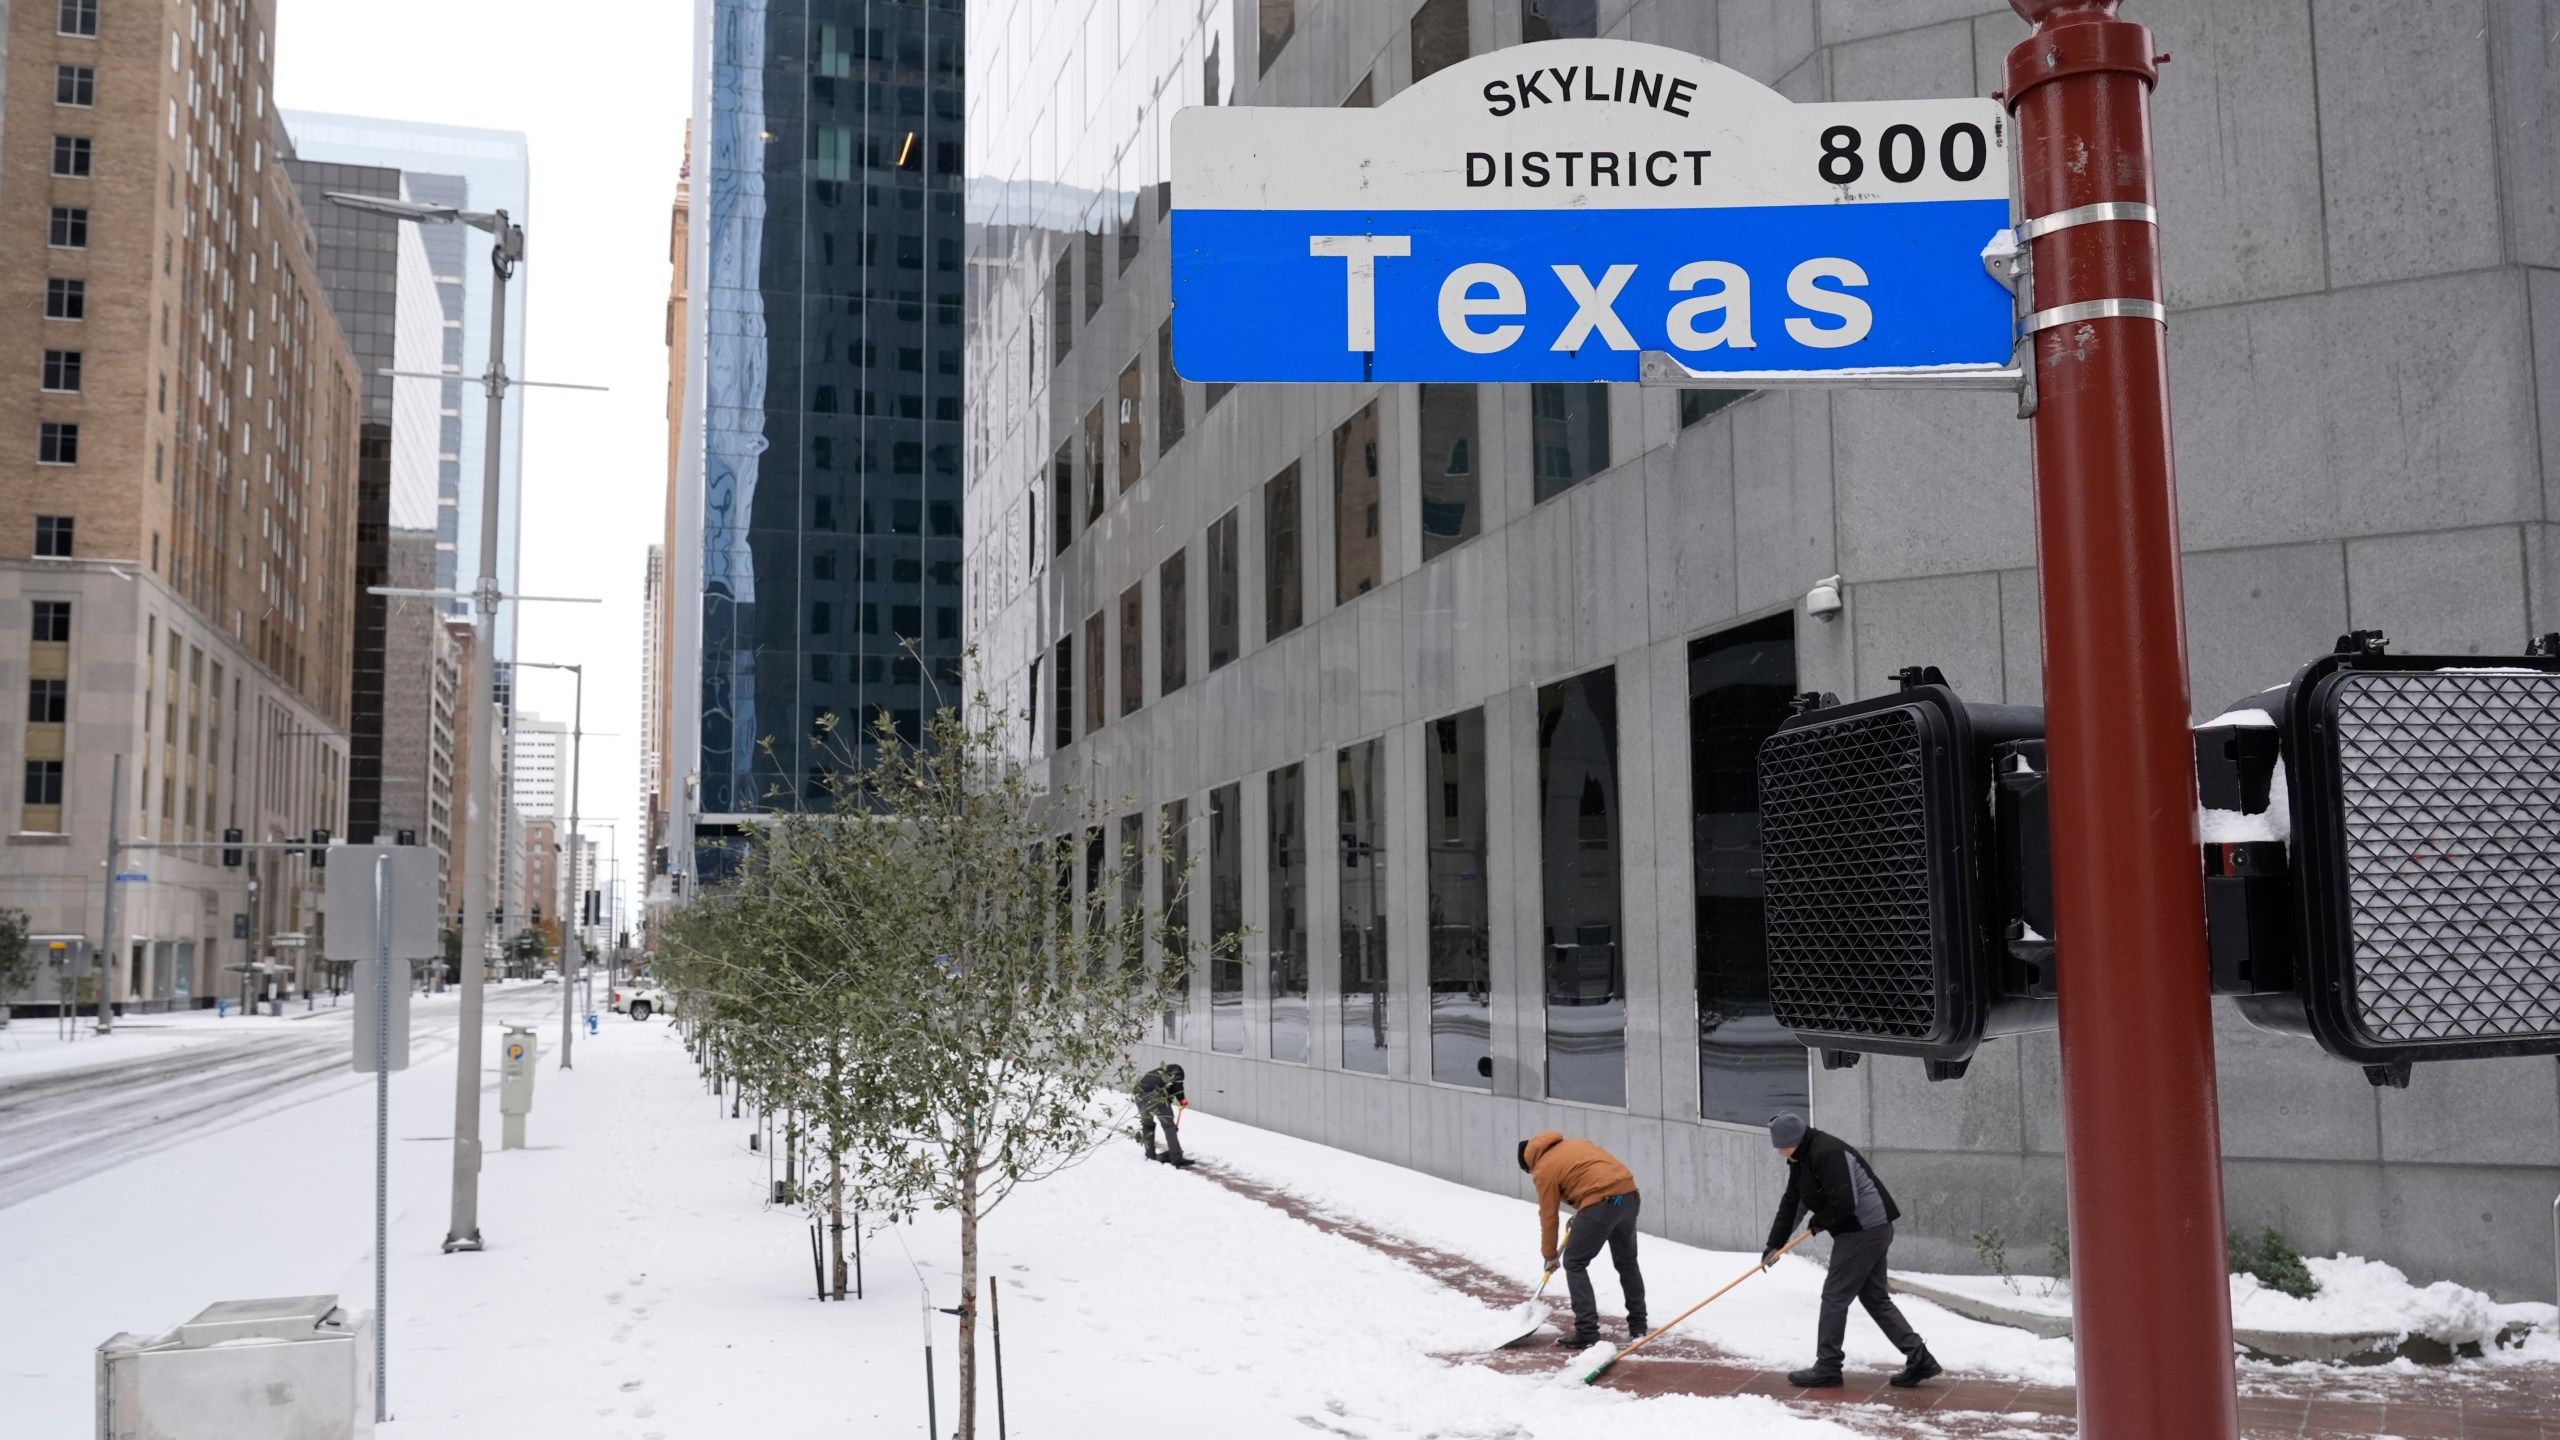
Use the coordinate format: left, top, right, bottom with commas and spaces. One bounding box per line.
0, 0, 360, 1009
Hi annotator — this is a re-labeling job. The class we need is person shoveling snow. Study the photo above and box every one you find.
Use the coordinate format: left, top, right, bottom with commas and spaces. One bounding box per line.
1518, 1131, 1647, 1349
1764, 1112, 1942, 1390
1135, 1062, 1193, 1168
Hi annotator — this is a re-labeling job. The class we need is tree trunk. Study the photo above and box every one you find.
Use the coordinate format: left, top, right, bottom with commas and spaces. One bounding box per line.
829, 1145, 848, 1300
957, 1172, 980, 1440
785, 1108, 799, 1195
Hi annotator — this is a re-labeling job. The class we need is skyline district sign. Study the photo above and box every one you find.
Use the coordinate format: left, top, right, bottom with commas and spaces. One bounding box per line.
1171, 39, 2015, 385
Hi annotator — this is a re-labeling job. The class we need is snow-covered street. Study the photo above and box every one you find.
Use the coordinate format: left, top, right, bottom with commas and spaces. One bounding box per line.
9, 1006, 2560, 1438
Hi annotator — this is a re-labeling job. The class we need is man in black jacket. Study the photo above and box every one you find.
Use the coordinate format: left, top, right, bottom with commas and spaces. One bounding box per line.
1763, 1112, 1940, 1389
1134, 1063, 1192, 1167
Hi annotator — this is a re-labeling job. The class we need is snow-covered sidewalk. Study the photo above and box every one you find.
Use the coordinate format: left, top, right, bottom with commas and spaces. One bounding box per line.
12, 1009, 2559, 1439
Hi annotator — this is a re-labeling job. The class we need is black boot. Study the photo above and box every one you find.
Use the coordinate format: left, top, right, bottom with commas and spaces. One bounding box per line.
1553, 1334, 1600, 1349
1889, 1347, 1942, 1388
1628, 1320, 1649, 1342
1787, 1365, 1843, 1388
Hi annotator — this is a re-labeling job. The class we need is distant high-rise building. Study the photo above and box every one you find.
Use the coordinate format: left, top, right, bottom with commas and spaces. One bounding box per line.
639, 541, 664, 867
666, 0, 966, 888
0, 0, 364, 1009
510, 711, 564, 822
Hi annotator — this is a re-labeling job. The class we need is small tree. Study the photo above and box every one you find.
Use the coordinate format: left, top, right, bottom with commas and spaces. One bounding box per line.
0, 907, 32, 1026
834, 696, 1211, 1440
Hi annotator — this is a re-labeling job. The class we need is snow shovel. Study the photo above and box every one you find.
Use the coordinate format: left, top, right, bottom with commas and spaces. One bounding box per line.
1561, 1228, 1814, 1386
1496, 1225, 1573, 1349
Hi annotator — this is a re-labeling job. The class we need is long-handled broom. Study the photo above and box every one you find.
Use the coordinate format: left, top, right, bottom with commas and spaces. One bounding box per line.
1560, 1228, 1814, 1386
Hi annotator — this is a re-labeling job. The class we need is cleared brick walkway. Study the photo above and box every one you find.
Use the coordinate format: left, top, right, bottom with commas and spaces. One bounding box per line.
1187, 1159, 2560, 1438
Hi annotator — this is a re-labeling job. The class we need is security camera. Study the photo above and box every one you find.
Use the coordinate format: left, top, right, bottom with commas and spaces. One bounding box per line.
1805, 575, 1844, 622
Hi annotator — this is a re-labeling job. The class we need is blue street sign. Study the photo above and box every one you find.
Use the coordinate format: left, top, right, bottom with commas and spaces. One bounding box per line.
114, 872, 148, 883
1172, 40, 2016, 385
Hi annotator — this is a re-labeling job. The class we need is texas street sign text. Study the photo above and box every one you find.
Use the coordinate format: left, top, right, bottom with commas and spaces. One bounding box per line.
1171, 39, 2014, 384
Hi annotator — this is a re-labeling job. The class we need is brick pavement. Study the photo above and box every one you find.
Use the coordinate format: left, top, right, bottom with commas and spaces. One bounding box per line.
1186, 1159, 2560, 1438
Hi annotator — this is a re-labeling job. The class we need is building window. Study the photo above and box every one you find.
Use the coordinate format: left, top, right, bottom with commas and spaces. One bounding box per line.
52, 136, 93, 178
1157, 318, 1185, 451
1161, 797, 1191, 1045
1411, 0, 1470, 81
1680, 389, 1750, 428
1053, 633, 1075, 750
1083, 610, 1106, 734
1339, 738, 1388, 1074
41, 350, 82, 393
1117, 356, 1144, 492
1051, 251, 1074, 362
1418, 384, 1480, 560
1521, 0, 1596, 41
32, 601, 71, 642
1530, 382, 1610, 501
35, 516, 75, 557
1209, 782, 1244, 1053
1207, 509, 1240, 672
1264, 463, 1303, 640
1159, 549, 1188, 696
1082, 403, 1105, 524
49, 207, 90, 248
1118, 582, 1144, 717
1691, 613, 1808, 1125
1268, 762, 1308, 1063
56, 65, 96, 106
39, 423, 79, 465
1206, 380, 1233, 412
57, 0, 98, 37
46, 278, 86, 320
27, 678, 67, 724
24, 760, 65, 807
1082, 227, 1104, 321
1050, 440, 1075, 553
1333, 400, 1383, 602
1259, 0, 1296, 75
1539, 666, 1624, 1107
1427, 707, 1492, 1087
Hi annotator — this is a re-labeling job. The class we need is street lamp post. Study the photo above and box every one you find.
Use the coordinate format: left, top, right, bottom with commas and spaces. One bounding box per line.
325, 192, 521, 1254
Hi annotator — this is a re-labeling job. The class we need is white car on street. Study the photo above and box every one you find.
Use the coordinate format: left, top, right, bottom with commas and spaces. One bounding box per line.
610, 984, 669, 1021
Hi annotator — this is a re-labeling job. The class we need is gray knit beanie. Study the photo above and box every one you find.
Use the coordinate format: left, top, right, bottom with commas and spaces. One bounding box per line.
1769, 1113, 1808, 1149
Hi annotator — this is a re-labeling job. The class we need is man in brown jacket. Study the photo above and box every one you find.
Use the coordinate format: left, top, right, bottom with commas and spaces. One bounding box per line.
1519, 1130, 1648, 1347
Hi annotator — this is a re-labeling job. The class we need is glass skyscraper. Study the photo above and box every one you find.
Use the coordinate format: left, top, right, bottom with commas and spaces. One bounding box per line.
674, 0, 967, 876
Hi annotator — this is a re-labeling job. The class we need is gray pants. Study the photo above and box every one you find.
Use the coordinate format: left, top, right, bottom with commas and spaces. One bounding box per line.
1817, 1223, 1923, 1367
1559, 1192, 1647, 1341
1140, 1103, 1184, 1162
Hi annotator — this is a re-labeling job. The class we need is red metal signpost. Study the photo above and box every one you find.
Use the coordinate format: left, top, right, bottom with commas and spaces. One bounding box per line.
2004, 3, 2239, 1435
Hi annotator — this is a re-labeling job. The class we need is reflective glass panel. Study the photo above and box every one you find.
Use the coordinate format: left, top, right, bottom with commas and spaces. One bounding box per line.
1339, 738, 1389, 1073
1207, 509, 1240, 670
1417, 384, 1479, 561
1691, 613, 1809, 1123
1334, 401, 1383, 602
1530, 382, 1610, 502
1539, 667, 1624, 1106
1265, 463, 1302, 639
1268, 762, 1309, 1063
1427, 708, 1492, 1086
1210, 782, 1244, 1052
1162, 797, 1191, 1045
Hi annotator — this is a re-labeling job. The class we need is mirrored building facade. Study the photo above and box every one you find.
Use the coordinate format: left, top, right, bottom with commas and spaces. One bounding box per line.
669, 0, 968, 880
961, 0, 2560, 1298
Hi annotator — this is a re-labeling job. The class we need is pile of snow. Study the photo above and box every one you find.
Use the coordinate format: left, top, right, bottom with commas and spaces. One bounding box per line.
2233, 1255, 2519, 1349
2196, 706, 2291, 844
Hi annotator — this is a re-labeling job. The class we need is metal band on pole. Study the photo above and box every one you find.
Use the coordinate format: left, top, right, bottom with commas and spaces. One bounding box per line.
2015, 199, 2157, 240
2023, 297, 2168, 334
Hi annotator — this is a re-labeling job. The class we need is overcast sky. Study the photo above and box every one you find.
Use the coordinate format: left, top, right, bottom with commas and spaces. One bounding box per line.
274, 0, 693, 923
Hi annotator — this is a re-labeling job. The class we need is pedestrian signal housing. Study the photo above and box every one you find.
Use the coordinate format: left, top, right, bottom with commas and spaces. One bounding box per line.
2203, 633, 2560, 1085
1756, 667, 2052, 1078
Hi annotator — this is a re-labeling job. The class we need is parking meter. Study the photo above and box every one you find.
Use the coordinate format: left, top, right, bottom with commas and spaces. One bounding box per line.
499, 1026, 537, 1150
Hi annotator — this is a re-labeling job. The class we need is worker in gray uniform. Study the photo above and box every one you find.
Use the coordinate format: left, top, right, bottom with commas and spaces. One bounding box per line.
1763, 1112, 1941, 1389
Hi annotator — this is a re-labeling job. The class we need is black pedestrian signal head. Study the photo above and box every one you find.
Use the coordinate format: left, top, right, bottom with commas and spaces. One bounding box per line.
309, 828, 330, 867
2222, 644, 2560, 1077
222, 827, 243, 868
1756, 675, 2050, 1074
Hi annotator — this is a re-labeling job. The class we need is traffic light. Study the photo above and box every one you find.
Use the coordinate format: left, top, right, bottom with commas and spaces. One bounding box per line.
222, 828, 243, 867
309, 828, 331, 867
395, 828, 417, 846
2202, 633, 2560, 1085
1755, 667, 2052, 1079
583, 889, 600, 927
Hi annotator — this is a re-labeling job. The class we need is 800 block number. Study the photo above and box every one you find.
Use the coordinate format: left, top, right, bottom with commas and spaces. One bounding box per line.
1817, 123, 1990, 186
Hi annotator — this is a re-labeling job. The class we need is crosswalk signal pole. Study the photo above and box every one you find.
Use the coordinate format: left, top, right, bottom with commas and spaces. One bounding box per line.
2003, 4, 2237, 1436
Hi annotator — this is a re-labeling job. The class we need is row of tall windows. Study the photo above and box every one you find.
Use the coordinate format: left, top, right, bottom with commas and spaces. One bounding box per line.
1158, 614, 1805, 1124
